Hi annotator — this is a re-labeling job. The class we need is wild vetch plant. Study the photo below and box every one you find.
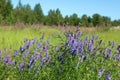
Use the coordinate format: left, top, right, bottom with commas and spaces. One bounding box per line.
0, 35, 51, 79
0, 28, 120, 80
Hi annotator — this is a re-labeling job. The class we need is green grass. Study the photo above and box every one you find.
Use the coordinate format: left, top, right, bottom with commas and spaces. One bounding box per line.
0, 26, 120, 50
0, 26, 63, 50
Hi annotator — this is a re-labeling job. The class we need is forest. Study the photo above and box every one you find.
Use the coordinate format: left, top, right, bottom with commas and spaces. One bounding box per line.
0, 0, 120, 27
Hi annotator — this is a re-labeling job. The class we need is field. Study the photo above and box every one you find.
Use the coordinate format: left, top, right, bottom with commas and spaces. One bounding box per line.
0, 26, 120, 49
0, 26, 120, 80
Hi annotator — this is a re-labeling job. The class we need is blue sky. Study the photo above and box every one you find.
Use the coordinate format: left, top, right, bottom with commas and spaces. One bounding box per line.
11, 0, 120, 20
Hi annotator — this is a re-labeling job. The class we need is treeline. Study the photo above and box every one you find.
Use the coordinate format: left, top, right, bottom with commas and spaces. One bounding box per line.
0, 0, 120, 27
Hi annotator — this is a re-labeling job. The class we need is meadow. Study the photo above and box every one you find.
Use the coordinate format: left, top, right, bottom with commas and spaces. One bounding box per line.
0, 26, 120, 80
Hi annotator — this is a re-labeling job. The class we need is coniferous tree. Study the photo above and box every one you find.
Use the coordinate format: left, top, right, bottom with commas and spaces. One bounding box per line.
92, 13, 102, 27
34, 3, 44, 23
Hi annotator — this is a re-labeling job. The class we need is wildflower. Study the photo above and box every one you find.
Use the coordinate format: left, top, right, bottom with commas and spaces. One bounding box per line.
33, 38, 37, 44
19, 46, 25, 54
98, 68, 104, 78
117, 44, 120, 53
72, 39, 78, 48
36, 43, 41, 49
28, 59, 35, 69
67, 36, 74, 46
78, 42, 84, 54
88, 40, 93, 53
3, 57, 9, 65
77, 32, 82, 38
105, 71, 112, 80
35, 53, 40, 60
19, 62, 25, 70
25, 40, 30, 49
14, 50, 18, 56
43, 56, 51, 64
118, 54, 120, 61
107, 48, 112, 59
71, 49, 77, 56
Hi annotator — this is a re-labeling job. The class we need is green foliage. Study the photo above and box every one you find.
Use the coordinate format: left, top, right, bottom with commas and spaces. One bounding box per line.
69, 13, 80, 26
92, 13, 102, 27
34, 3, 44, 23
81, 14, 89, 27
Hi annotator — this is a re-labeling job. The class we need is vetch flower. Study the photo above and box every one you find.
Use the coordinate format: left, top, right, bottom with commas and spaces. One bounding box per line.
118, 54, 120, 61
104, 48, 112, 59
19, 46, 25, 54
78, 42, 84, 55
3, 57, 9, 65
19, 62, 25, 70
33, 38, 37, 44
25, 40, 30, 49
98, 68, 104, 78
77, 32, 82, 38
14, 50, 18, 56
88, 40, 93, 53
43, 56, 51, 65
71, 49, 77, 56
36, 43, 41, 49
117, 44, 120, 53
72, 39, 78, 48
105, 71, 112, 80
107, 48, 112, 59
28, 58, 35, 69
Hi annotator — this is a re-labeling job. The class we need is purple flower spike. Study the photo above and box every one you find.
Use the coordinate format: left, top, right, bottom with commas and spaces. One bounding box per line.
19, 62, 25, 70
77, 32, 82, 38
33, 38, 37, 44
98, 68, 104, 78
107, 48, 112, 58
19, 46, 25, 54
28, 58, 35, 69
88, 40, 93, 53
25, 40, 30, 49
117, 44, 120, 53
118, 54, 120, 61
3, 57, 9, 65
78, 42, 84, 54
14, 50, 18, 56
71, 49, 77, 56
36, 43, 41, 49
105, 71, 112, 80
